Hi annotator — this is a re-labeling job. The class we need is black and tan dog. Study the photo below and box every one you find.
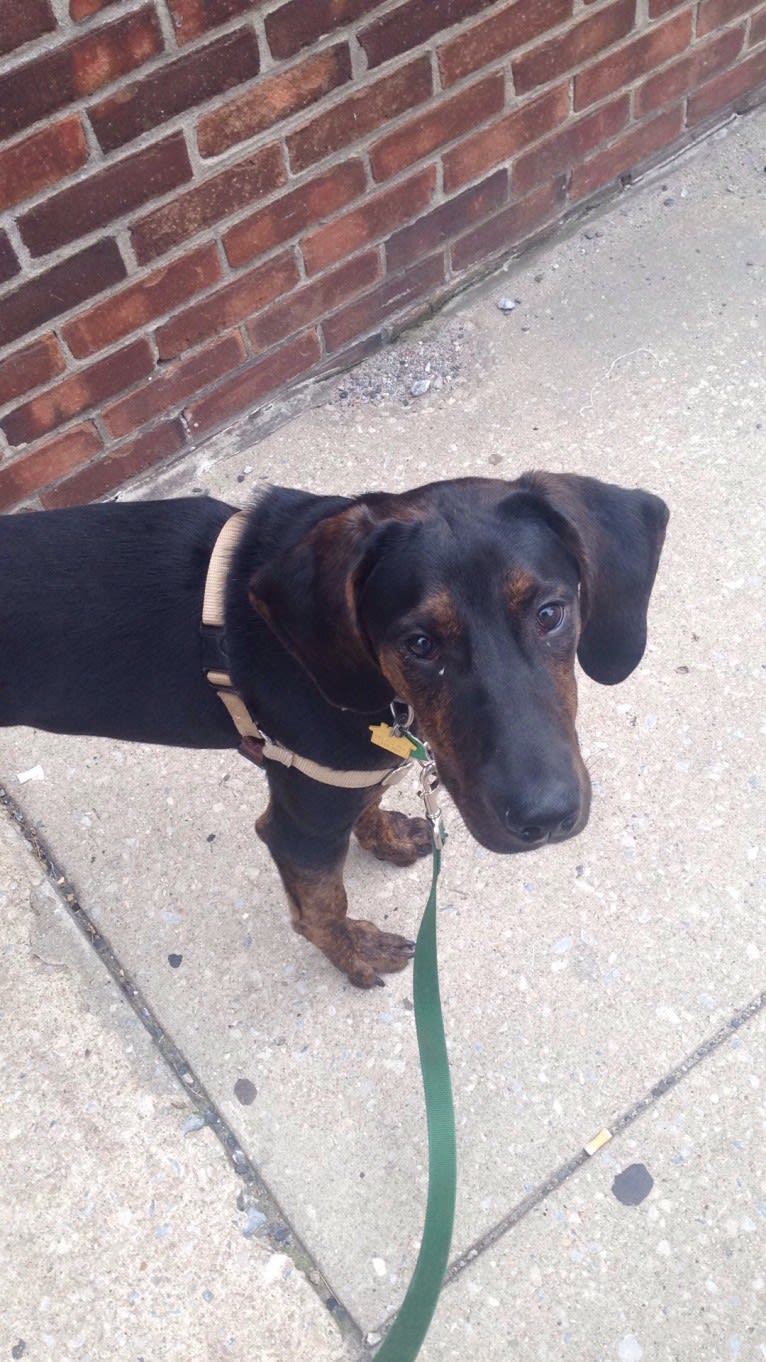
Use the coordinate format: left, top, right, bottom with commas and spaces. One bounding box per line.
0, 474, 667, 987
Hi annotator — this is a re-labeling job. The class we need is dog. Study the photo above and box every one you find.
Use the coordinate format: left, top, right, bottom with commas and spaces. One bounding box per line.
0, 473, 668, 987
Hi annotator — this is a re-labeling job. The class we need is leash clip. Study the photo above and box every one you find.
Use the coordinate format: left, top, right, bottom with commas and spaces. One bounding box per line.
418, 759, 446, 851
389, 701, 447, 849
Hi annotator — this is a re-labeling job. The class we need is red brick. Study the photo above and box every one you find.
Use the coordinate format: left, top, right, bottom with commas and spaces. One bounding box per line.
648, 0, 689, 14
0, 0, 56, 56
156, 251, 299, 359
574, 10, 691, 109
224, 161, 366, 269
265, 0, 386, 60
70, 0, 121, 18
130, 143, 286, 265
0, 7, 163, 141
247, 252, 381, 351
103, 334, 247, 437
451, 176, 567, 272
370, 75, 505, 182
302, 167, 437, 275
687, 43, 766, 121
443, 84, 569, 192
167, 0, 258, 45
2, 340, 154, 447
63, 245, 222, 359
514, 0, 637, 95
635, 26, 746, 116
286, 58, 432, 177
698, 0, 758, 37
0, 336, 66, 409
41, 421, 185, 510
570, 104, 684, 198
512, 95, 630, 195
439, 0, 573, 86
386, 170, 508, 272
185, 330, 322, 434
0, 232, 20, 286
19, 133, 193, 259
0, 423, 102, 512
323, 254, 446, 353
751, 9, 766, 44
0, 240, 126, 348
89, 28, 260, 153
0, 116, 89, 214
360, 0, 499, 68
198, 44, 351, 159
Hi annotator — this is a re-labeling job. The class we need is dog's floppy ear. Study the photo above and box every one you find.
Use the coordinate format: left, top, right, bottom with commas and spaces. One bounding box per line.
248, 502, 395, 712
512, 472, 669, 684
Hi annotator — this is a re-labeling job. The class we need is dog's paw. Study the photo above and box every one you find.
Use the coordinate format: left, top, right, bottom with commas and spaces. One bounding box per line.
355, 807, 433, 867
319, 918, 416, 988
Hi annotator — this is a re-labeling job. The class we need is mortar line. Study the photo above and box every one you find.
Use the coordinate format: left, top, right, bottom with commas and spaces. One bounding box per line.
0, 783, 367, 1359
443, 986, 766, 1286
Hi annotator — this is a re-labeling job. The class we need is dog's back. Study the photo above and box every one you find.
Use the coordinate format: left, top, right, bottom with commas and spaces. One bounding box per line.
0, 498, 237, 746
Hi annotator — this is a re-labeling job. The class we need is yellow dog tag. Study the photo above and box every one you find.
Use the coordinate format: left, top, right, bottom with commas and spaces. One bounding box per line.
369, 723, 417, 759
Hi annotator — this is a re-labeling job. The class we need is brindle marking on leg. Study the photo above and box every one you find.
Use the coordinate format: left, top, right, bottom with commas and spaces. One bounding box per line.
354, 794, 432, 866
256, 803, 415, 988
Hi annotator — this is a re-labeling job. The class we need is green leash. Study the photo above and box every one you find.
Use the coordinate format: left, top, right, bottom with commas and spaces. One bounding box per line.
371, 723, 456, 1362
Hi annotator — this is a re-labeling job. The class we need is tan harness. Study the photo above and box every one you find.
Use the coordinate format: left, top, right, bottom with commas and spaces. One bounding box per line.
201, 513, 410, 790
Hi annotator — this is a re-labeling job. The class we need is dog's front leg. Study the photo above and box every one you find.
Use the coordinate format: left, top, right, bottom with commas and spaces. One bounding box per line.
256, 789, 415, 988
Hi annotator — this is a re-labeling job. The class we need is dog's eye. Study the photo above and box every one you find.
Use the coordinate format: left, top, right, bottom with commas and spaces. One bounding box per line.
405, 634, 437, 660
536, 603, 565, 634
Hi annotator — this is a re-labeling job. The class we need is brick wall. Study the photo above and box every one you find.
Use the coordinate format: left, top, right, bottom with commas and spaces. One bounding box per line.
1, 0, 764, 510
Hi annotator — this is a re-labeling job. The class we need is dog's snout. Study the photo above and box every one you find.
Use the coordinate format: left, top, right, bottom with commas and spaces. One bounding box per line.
503, 783, 582, 847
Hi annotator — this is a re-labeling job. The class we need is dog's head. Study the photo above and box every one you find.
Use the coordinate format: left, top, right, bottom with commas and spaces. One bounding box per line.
249, 474, 668, 854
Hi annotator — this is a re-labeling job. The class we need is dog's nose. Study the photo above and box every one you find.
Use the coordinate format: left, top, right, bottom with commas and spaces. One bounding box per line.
504, 790, 580, 846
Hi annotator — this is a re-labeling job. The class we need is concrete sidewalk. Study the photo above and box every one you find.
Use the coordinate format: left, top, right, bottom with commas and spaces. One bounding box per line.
2, 105, 764, 1362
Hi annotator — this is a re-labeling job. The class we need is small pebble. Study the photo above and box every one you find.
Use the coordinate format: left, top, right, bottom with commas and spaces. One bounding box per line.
183, 1113, 206, 1135
17, 765, 44, 784
496, 296, 517, 312
584, 228, 604, 240
242, 1206, 268, 1238
618, 1336, 644, 1362
410, 378, 431, 396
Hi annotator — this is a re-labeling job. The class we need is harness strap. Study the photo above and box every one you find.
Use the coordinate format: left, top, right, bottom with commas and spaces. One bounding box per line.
202, 513, 409, 791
